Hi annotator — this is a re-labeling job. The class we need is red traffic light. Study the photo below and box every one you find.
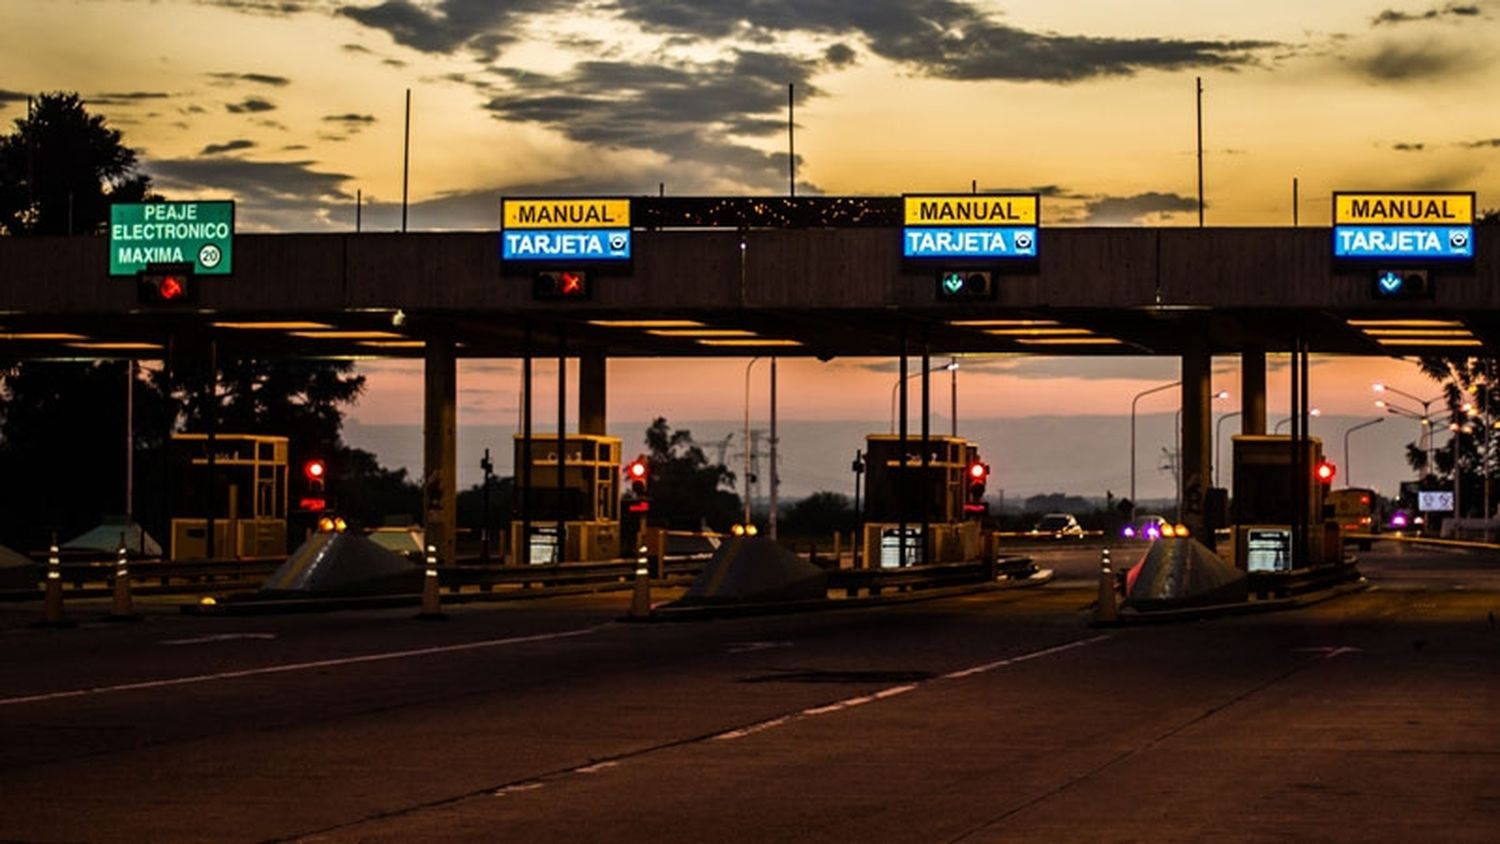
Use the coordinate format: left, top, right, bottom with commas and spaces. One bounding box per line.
968, 461, 988, 480
1316, 460, 1336, 484
627, 459, 647, 480
625, 457, 649, 497
304, 458, 327, 481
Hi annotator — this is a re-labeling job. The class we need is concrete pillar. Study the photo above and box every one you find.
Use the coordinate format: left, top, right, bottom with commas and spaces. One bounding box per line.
1241, 345, 1267, 436
1181, 329, 1213, 544
579, 349, 607, 436
423, 331, 458, 567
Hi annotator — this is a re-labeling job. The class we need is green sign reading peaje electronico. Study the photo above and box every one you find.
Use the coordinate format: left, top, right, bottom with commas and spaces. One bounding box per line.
110, 200, 235, 276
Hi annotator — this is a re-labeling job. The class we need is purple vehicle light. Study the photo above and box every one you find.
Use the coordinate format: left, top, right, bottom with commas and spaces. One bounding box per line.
1122, 526, 1136, 538
1145, 526, 1161, 539
1390, 513, 1408, 528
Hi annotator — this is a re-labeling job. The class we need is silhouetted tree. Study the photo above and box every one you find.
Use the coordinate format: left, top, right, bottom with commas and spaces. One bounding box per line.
0, 91, 154, 235
638, 417, 741, 531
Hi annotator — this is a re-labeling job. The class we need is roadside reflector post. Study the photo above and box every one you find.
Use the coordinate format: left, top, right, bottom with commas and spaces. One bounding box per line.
108, 536, 140, 622
417, 543, 445, 620
651, 530, 668, 579
631, 544, 652, 619
36, 539, 74, 628
1095, 547, 1119, 624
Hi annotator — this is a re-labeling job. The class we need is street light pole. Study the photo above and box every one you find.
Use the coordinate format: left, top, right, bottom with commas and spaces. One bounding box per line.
1273, 408, 1320, 434
1374, 384, 1442, 475
1130, 380, 1179, 507
1342, 417, 1384, 487
743, 356, 763, 526
1215, 410, 1242, 487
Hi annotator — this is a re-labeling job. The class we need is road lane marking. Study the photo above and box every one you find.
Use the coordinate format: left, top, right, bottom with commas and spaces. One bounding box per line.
0, 624, 609, 708
713, 635, 1110, 742
160, 633, 278, 645
940, 634, 1112, 680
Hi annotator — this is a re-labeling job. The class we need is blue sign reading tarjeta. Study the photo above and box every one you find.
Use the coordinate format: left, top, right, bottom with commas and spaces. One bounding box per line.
903, 226, 1037, 259
502, 228, 631, 261
1333, 226, 1472, 261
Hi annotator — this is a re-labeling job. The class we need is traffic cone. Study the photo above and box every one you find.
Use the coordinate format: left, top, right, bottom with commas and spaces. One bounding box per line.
33, 540, 74, 629
108, 538, 140, 622
630, 545, 652, 619
417, 544, 446, 620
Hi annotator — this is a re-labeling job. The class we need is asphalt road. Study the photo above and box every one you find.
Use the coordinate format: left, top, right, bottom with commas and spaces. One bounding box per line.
2, 540, 1497, 843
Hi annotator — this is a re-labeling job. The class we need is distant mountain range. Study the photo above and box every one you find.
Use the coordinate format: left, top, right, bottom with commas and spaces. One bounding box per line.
344, 412, 1427, 505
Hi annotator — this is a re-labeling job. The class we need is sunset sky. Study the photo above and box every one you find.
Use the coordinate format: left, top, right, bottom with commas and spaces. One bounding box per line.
3, 0, 1496, 497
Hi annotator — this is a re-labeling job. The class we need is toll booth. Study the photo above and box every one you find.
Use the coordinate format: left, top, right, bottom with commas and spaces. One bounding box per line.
509, 433, 622, 564
170, 434, 289, 560
859, 434, 982, 568
1228, 434, 1340, 570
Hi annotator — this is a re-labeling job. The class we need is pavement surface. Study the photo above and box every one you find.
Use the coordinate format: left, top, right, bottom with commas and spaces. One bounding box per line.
2, 539, 1498, 842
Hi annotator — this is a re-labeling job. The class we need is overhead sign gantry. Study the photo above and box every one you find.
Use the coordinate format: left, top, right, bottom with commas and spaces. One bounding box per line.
501, 197, 632, 263
901, 193, 1039, 261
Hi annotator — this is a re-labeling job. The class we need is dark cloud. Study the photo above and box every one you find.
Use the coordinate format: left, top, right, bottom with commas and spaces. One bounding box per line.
1349, 40, 1478, 81
0, 90, 28, 104
824, 43, 857, 67
1372, 4, 1482, 25
206, 72, 292, 87
1078, 192, 1199, 224
1393, 141, 1427, 151
609, 0, 1276, 82
145, 157, 352, 230
1463, 137, 1500, 148
87, 91, 172, 105
194, 1, 309, 14
485, 51, 820, 191
200, 139, 257, 155
226, 96, 277, 113
323, 113, 378, 124
338, 0, 553, 56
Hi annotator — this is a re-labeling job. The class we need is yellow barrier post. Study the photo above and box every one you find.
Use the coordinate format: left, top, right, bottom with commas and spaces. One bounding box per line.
108, 537, 140, 622
417, 543, 445, 620
630, 545, 652, 619
1095, 548, 1119, 624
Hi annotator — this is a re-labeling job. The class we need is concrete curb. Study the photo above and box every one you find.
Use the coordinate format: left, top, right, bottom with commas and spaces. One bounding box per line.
632, 569, 1055, 623
1093, 577, 1370, 627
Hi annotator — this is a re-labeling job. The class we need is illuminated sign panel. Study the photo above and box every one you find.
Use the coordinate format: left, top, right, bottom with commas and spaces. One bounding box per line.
110, 201, 234, 276
902, 194, 1039, 260
1332, 192, 1473, 262
501, 198, 631, 262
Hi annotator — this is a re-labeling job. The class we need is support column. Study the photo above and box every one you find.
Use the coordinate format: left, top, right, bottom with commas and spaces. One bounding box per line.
423, 330, 458, 568
579, 349, 607, 436
1241, 345, 1267, 436
1181, 329, 1213, 545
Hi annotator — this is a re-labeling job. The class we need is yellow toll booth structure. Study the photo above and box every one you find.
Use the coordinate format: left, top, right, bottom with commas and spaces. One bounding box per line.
860, 434, 983, 568
1228, 434, 1341, 571
509, 433, 622, 564
169, 433, 289, 560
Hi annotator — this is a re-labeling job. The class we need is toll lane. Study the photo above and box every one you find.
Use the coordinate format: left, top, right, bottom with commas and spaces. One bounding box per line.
1, 545, 1497, 842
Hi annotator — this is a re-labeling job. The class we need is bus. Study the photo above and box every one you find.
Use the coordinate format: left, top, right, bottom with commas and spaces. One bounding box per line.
1328, 487, 1381, 535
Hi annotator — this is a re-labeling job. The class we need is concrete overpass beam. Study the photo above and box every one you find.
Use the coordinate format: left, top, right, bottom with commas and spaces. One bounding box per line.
579, 349, 607, 436
423, 330, 458, 567
1181, 329, 1213, 544
1241, 346, 1267, 436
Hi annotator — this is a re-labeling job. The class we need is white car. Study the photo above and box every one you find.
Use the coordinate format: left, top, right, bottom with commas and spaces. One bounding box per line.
1032, 513, 1084, 539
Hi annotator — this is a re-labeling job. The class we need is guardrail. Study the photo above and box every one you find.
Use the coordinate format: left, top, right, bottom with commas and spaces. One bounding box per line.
828, 555, 1035, 598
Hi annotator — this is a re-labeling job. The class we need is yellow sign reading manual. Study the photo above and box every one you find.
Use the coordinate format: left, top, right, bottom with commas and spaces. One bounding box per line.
1334, 193, 1473, 225
903, 194, 1038, 227
503, 198, 631, 229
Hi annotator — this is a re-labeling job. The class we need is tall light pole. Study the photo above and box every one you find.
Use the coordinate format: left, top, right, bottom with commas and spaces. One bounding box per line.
1130, 380, 1179, 507
1376, 398, 1434, 476
1374, 383, 1442, 473
1451, 422, 1473, 520
1215, 410, 1242, 487
1273, 408, 1320, 433
743, 356, 763, 525
949, 357, 959, 438
891, 359, 957, 435
1342, 417, 1384, 488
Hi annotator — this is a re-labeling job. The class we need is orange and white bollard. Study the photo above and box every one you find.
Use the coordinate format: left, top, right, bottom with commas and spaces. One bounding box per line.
417, 544, 445, 620
1095, 547, 1119, 624
36, 541, 73, 628
630, 545, 652, 619
108, 540, 139, 622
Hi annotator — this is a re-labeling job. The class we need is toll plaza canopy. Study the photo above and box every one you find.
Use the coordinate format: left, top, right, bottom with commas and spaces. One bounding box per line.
2, 196, 1496, 361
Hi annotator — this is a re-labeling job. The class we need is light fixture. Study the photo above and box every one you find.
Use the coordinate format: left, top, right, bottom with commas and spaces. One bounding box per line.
696, 338, 802, 347
588, 319, 707, 329
646, 329, 757, 338
212, 321, 334, 331
288, 330, 406, 340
